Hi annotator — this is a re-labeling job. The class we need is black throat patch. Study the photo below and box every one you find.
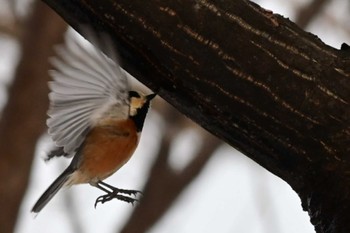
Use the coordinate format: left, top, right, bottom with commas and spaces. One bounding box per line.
129, 101, 151, 132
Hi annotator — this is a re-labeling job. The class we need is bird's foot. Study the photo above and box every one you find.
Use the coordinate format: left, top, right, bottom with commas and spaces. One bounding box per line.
114, 188, 142, 197
94, 191, 138, 208
93, 181, 142, 208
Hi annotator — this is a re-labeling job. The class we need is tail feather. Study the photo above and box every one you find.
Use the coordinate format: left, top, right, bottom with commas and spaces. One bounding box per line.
32, 167, 74, 214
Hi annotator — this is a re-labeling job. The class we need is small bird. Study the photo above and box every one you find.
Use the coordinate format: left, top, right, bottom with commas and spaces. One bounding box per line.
31, 30, 156, 214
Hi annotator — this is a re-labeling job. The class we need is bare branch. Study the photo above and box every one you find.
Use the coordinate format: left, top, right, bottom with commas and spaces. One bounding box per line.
295, 0, 331, 28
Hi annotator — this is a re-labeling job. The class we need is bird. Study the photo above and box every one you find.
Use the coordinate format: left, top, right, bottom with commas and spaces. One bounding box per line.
31, 29, 156, 214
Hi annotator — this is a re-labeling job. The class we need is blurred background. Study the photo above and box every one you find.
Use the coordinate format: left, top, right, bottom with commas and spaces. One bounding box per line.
0, 0, 349, 233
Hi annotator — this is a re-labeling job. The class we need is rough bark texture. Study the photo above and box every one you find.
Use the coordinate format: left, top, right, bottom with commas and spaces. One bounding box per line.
42, 0, 350, 232
0, 2, 67, 233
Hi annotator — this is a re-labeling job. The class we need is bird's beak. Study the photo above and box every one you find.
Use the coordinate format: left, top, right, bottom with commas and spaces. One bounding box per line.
146, 93, 157, 101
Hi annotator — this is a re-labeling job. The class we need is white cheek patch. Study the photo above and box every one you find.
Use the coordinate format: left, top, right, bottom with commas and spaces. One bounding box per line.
129, 97, 146, 116
130, 107, 137, 116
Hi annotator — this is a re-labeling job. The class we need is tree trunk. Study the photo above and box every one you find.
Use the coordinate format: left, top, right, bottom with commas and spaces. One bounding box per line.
41, 0, 350, 232
0, 2, 66, 233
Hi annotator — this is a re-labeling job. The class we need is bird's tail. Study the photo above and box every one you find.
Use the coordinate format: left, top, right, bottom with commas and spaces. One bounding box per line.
31, 167, 74, 214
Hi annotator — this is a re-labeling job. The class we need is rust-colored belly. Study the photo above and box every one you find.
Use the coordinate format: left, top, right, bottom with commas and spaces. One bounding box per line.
78, 119, 138, 182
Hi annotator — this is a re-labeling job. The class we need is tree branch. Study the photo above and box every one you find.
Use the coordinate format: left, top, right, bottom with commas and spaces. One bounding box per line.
295, 0, 331, 28
42, 0, 350, 232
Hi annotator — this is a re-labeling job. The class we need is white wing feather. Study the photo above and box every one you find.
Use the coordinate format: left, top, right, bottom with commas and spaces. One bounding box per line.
47, 30, 130, 155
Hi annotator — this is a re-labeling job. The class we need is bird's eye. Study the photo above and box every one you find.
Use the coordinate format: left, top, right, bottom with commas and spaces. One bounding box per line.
129, 91, 140, 98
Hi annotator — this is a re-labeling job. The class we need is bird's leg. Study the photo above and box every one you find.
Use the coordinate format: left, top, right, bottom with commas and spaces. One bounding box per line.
91, 181, 141, 208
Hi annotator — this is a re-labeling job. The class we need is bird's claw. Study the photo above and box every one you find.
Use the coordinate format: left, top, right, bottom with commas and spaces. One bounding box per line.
116, 188, 142, 197
94, 190, 140, 208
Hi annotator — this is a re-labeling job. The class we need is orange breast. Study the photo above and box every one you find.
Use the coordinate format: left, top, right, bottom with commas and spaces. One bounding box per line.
78, 119, 138, 182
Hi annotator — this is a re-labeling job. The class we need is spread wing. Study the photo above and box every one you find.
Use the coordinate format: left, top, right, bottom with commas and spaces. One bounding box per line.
47, 30, 130, 155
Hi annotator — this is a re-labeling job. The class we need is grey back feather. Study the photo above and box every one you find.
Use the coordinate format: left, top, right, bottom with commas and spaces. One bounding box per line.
47, 29, 130, 155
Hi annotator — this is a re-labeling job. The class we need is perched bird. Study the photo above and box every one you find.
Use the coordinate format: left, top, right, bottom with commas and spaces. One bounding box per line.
31, 30, 156, 214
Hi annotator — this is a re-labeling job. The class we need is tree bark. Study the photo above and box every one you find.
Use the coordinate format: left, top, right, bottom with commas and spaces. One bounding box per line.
42, 0, 350, 232
0, 2, 66, 233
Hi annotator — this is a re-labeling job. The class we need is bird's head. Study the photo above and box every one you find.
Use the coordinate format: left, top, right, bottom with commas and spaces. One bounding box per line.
128, 91, 156, 132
